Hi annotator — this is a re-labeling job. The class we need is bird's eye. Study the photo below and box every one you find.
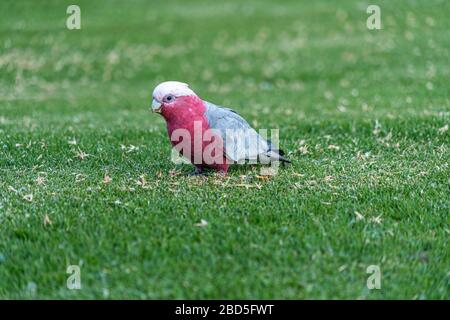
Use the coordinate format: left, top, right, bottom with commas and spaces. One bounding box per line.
164, 95, 175, 103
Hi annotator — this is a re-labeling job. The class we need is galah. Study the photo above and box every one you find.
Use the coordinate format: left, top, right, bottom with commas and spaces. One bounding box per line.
151, 81, 290, 174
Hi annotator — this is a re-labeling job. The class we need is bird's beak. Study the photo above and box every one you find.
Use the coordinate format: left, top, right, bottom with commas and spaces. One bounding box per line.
151, 99, 162, 113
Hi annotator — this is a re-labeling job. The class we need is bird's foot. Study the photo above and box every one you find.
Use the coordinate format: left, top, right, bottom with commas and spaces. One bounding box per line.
215, 170, 228, 177
186, 167, 209, 177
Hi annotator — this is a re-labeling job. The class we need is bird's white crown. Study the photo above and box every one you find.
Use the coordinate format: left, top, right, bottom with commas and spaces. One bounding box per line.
152, 81, 196, 101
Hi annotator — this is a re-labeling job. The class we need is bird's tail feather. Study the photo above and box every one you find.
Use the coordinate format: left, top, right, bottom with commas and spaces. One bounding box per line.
268, 149, 291, 163
266, 140, 291, 163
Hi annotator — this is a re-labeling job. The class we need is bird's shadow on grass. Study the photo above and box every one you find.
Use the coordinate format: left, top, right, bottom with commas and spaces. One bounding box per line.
175, 163, 291, 177
228, 164, 264, 175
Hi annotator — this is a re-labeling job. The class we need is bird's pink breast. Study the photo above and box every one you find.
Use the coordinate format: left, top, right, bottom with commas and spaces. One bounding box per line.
162, 96, 229, 172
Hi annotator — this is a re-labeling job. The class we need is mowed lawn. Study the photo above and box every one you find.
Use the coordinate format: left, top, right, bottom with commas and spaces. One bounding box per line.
0, 0, 448, 299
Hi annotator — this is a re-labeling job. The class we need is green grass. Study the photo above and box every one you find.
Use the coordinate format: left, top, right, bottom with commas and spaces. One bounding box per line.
0, 0, 449, 299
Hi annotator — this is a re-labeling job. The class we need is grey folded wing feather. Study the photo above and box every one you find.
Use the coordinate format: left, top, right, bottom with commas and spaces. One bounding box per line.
203, 100, 269, 163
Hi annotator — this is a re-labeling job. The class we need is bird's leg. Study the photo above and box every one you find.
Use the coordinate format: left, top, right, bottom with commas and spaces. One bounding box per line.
187, 166, 207, 176
216, 170, 228, 177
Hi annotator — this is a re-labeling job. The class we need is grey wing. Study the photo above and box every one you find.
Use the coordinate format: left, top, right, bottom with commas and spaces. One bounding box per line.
203, 100, 269, 162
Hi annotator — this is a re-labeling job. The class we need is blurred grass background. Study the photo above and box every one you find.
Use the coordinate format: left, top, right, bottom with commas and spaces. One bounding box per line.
0, 0, 448, 299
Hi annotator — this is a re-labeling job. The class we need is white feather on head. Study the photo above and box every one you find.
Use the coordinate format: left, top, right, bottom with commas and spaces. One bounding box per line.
152, 81, 196, 102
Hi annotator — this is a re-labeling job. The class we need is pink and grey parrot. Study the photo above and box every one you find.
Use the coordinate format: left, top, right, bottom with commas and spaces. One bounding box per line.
151, 81, 290, 175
